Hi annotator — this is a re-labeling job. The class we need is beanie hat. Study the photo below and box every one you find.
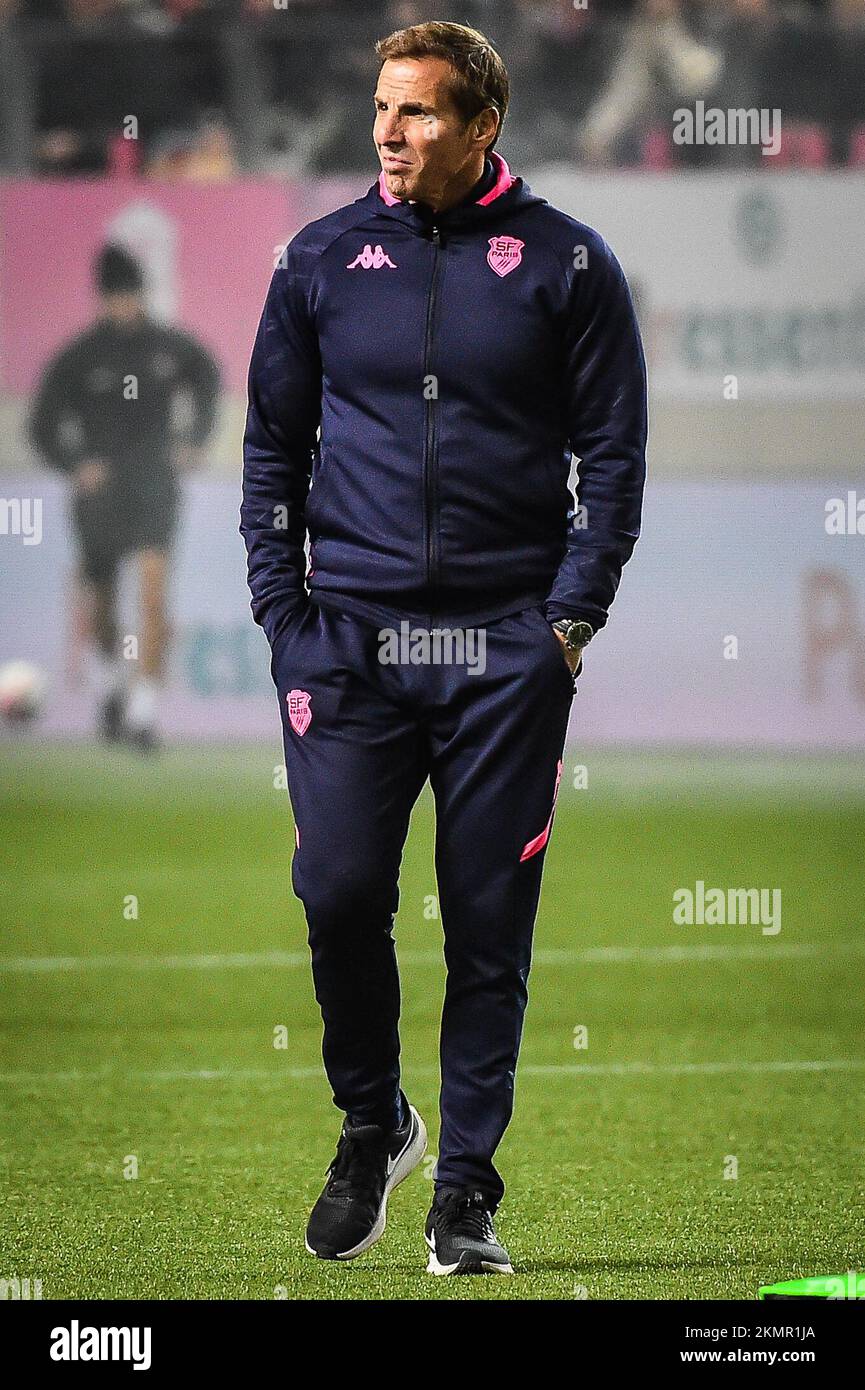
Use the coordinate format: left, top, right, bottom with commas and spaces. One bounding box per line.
94, 242, 144, 294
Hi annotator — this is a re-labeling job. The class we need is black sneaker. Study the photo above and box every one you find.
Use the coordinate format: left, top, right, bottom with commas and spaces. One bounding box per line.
305, 1101, 427, 1260
125, 724, 160, 755
99, 690, 126, 743
425, 1187, 514, 1276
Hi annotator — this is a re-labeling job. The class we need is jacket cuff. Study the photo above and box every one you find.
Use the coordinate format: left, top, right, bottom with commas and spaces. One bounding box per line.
543, 605, 600, 629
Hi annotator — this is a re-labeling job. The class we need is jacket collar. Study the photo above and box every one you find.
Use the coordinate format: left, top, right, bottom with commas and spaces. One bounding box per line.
358, 150, 542, 234
376, 150, 516, 210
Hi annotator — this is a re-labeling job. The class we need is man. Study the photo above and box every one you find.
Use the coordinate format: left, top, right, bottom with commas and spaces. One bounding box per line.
242, 21, 646, 1275
30, 243, 221, 750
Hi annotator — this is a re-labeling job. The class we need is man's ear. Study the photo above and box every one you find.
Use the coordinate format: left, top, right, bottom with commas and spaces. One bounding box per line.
473, 107, 500, 153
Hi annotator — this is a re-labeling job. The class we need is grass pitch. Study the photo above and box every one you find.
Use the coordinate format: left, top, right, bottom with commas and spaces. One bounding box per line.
1, 742, 863, 1300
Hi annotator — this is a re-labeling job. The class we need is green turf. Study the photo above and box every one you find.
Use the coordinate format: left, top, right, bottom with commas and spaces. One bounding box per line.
1, 742, 863, 1300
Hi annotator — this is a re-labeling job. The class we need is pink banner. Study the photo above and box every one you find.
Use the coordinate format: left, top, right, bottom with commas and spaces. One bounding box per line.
0, 176, 368, 394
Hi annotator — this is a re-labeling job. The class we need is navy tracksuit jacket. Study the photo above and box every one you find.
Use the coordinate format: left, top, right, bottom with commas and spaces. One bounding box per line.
242, 152, 647, 1207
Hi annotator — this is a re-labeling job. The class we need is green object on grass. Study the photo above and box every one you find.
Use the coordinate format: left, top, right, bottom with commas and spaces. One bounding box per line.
759, 1272, 865, 1299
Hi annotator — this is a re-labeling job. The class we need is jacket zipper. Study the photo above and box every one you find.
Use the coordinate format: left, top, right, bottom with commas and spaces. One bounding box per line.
423, 223, 443, 608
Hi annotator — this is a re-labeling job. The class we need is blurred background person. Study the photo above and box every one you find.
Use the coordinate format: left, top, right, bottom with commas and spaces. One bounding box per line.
578, 0, 722, 167
27, 242, 221, 750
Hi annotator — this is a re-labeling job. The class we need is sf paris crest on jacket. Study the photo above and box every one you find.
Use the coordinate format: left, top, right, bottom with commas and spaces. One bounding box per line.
487, 235, 524, 277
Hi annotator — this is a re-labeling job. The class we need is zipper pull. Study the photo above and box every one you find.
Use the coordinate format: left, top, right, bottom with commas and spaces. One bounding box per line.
432, 224, 441, 246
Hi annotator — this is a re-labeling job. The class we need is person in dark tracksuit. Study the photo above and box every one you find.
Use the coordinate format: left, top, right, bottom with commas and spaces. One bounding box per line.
30, 243, 221, 751
241, 21, 647, 1275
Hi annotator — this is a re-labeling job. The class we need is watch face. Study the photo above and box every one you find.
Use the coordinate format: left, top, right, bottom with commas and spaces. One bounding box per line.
555, 620, 593, 647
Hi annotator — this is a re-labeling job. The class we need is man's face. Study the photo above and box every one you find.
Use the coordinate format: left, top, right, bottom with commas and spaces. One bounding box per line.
101, 291, 145, 326
374, 57, 493, 205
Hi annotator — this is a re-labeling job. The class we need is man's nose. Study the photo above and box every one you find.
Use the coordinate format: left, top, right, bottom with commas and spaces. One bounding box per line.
377, 113, 404, 146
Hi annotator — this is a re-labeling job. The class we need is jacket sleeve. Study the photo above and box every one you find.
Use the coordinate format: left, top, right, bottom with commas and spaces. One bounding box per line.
544, 233, 648, 633
28, 348, 85, 474
241, 241, 322, 647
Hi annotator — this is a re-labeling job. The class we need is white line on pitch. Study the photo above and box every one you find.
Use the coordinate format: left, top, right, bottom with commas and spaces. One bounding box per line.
0, 1059, 863, 1085
0, 951, 311, 973
1, 941, 862, 973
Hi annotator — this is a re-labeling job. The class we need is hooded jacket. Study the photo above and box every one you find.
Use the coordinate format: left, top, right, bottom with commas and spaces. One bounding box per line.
241, 152, 647, 645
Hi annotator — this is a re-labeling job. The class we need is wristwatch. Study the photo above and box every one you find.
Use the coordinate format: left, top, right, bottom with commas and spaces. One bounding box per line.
550, 618, 594, 654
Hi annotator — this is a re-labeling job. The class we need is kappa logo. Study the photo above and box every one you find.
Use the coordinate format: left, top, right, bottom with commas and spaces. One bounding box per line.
287, 688, 312, 736
347, 244, 397, 270
487, 235, 525, 278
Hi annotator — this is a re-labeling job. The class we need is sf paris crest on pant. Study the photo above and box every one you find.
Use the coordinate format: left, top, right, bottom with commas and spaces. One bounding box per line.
287, 688, 312, 736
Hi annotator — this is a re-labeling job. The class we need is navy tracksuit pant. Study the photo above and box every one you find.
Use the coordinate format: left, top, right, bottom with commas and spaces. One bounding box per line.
272, 597, 578, 1209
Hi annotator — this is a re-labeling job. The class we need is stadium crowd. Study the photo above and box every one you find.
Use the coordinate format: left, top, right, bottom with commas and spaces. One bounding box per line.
0, 0, 863, 174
